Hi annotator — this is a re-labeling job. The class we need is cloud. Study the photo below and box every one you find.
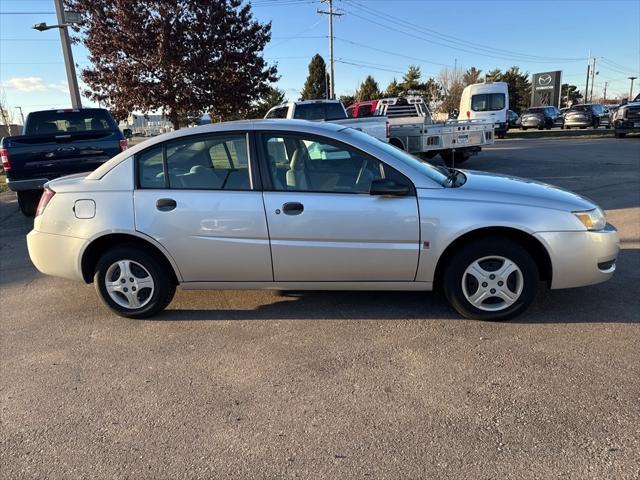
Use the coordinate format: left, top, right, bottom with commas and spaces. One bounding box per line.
1, 77, 70, 93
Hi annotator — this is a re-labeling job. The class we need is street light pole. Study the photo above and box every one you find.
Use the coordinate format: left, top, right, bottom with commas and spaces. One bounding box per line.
54, 0, 82, 108
629, 76, 637, 101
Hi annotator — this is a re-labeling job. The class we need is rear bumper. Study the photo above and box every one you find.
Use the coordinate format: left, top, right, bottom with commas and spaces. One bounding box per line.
564, 119, 591, 127
27, 230, 86, 282
7, 178, 49, 192
534, 224, 619, 289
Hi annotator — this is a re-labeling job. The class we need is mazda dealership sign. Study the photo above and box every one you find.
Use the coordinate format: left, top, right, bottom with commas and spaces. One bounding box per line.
531, 71, 562, 107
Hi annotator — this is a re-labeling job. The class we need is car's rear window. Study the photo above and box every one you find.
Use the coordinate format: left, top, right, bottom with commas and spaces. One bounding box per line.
527, 107, 545, 113
293, 103, 346, 121
570, 105, 590, 112
471, 93, 506, 112
25, 110, 116, 135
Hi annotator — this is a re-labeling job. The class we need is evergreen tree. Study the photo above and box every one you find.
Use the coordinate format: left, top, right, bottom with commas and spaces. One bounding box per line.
355, 75, 381, 101
561, 84, 583, 107
501, 66, 531, 112
251, 86, 286, 118
463, 67, 483, 86
486, 68, 503, 82
400, 65, 423, 94
385, 78, 401, 97
339, 94, 355, 107
300, 54, 328, 100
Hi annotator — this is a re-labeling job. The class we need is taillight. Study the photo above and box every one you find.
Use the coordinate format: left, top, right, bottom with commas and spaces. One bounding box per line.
119, 139, 128, 151
0, 147, 10, 171
36, 187, 55, 217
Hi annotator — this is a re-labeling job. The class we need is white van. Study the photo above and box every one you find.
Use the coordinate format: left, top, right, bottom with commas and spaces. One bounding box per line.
459, 82, 509, 138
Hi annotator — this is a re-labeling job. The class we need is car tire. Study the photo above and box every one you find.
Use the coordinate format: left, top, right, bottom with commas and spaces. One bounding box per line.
521, 127, 527, 131
565, 126, 571, 130
17, 190, 41, 217
442, 237, 539, 321
94, 246, 176, 319
615, 132, 626, 138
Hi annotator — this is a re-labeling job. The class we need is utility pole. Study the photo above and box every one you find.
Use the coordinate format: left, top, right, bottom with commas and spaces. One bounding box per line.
603, 81, 608, 101
589, 57, 597, 102
54, 0, 82, 108
318, 0, 343, 99
629, 76, 637, 100
585, 63, 590, 104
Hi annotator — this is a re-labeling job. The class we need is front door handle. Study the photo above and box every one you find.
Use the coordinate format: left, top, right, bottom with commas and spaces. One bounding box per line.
282, 202, 304, 215
156, 198, 177, 212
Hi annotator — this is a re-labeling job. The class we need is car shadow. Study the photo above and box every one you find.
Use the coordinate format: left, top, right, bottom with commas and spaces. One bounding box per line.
153, 249, 639, 324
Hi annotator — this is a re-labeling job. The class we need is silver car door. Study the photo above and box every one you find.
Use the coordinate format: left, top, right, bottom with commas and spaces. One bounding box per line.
134, 132, 272, 282
259, 132, 420, 282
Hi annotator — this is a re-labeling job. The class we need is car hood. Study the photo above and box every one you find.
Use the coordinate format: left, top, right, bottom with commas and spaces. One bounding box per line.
458, 169, 596, 211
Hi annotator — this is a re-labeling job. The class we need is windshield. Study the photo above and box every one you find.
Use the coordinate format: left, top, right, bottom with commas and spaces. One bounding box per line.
25, 109, 116, 135
342, 128, 449, 186
569, 105, 590, 111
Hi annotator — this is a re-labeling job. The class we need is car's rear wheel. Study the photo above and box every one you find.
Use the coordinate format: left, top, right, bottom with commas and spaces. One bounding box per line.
615, 132, 626, 138
442, 238, 538, 321
94, 246, 175, 318
17, 190, 41, 217
521, 127, 527, 131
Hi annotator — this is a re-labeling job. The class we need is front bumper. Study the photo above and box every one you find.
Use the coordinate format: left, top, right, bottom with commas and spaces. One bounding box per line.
27, 230, 86, 282
534, 224, 619, 289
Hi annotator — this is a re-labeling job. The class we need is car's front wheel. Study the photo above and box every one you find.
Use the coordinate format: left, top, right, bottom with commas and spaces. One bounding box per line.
94, 246, 176, 318
442, 238, 538, 321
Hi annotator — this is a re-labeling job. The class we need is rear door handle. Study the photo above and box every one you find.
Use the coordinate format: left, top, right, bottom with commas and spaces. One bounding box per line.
282, 202, 304, 215
156, 198, 176, 212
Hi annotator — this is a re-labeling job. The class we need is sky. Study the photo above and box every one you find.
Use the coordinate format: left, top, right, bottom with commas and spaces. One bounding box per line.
1, 0, 639, 120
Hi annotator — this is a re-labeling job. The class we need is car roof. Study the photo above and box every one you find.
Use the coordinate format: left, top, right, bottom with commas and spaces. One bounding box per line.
86, 119, 347, 180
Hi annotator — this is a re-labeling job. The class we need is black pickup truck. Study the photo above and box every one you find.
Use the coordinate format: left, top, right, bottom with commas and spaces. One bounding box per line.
0, 108, 126, 216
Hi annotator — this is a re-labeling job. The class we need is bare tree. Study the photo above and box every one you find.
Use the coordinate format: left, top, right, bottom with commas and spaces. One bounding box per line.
437, 67, 464, 115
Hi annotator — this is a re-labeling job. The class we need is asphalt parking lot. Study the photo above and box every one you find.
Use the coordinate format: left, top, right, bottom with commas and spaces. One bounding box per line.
1, 136, 639, 479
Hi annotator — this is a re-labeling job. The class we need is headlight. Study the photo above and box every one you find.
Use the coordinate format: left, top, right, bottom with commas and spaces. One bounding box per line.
573, 208, 606, 231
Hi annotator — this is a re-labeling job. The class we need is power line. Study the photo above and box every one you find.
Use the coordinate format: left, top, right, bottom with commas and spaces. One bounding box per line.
342, 0, 587, 64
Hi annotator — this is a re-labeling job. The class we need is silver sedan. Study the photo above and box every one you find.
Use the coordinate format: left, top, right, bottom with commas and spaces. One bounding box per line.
27, 120, 619, 320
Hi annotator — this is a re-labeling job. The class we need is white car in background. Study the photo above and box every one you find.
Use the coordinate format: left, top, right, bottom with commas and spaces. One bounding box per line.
27, 120, 618, 320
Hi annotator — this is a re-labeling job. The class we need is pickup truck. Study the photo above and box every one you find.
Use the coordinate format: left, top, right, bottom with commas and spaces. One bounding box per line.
264, 100, 387, 141
0, 108, 127, 216
359, 96, 495, 166
612, 93, 640, 138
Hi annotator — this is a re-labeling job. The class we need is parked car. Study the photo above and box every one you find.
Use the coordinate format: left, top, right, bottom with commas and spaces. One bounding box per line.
520, 106, 564, 130
507, 110, 520, 128
563, 104, 611, 129
610, 94, 640, 137
458, 81, 509, 138
0, 108, 127, 216
27, 120, 618, 321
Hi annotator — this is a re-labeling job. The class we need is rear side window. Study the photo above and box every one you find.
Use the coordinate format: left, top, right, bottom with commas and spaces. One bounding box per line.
137, 134, 251, 190
358, 104, 373, 117
293, 103, 346, 121
471, 93, 506, 112
25, 110, 116, 135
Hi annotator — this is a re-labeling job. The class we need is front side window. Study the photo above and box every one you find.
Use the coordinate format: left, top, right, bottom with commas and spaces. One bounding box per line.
137, 134, 251, 190
471, 93, 506, 112
261, 133, 404, 194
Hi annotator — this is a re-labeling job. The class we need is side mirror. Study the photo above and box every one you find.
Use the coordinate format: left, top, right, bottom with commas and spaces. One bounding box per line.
369, 178, 410, 196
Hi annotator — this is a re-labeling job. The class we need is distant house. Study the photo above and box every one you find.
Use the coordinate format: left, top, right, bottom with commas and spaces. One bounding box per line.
119, 114, 173, 136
